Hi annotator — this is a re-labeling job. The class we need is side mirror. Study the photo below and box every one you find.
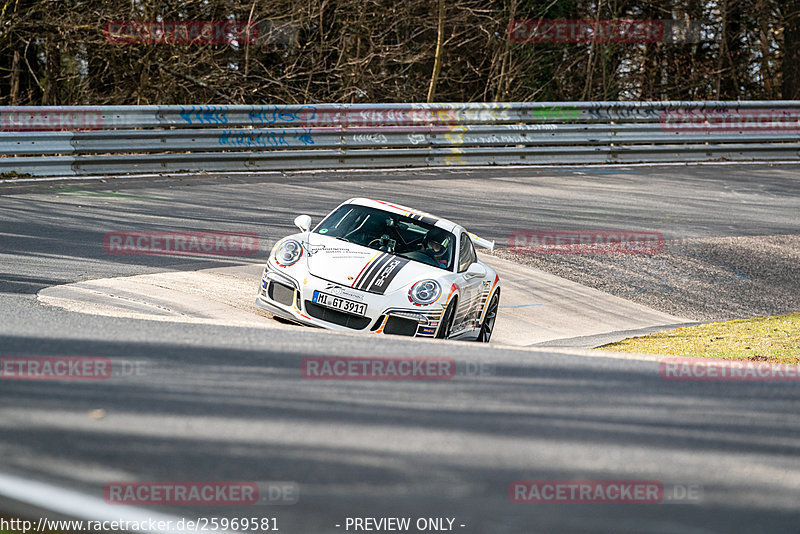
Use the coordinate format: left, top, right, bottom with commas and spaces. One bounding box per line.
465, 263, 486, 279
294, 215, 312, 232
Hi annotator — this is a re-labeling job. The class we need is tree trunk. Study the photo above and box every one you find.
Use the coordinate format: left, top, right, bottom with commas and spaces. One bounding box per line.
10, 48, 21, 105
757, 0, 775, 98
43, 35, 59, 105
427, 0, 445, 103
717, 0, 743, 99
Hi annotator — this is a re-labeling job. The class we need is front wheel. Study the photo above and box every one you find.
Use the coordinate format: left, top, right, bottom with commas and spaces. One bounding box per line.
436, 299, 457, 339
476, 290, 499, 343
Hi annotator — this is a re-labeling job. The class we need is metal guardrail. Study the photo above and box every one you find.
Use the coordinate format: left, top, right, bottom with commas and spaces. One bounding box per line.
1, 102, 798, 176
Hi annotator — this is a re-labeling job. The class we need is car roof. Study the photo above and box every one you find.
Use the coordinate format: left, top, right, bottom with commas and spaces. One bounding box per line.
342, 198, 463, 234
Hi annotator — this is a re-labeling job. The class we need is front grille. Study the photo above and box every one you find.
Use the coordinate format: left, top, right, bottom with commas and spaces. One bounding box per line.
305, 301, 371, 330
383, 315, 419, 336
268, 281, 295, 306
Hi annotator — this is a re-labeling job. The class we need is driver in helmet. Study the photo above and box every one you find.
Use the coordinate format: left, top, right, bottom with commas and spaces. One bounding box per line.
421, 228, 450, 268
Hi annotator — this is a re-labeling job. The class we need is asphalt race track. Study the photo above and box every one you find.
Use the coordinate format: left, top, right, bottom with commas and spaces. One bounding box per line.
1, 164, 800, 533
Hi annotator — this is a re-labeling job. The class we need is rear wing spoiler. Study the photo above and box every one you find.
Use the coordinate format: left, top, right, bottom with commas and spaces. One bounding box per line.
468, 232, 495, 251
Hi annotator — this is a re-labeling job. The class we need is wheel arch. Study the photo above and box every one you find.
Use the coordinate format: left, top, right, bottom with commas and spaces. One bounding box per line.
435, 294, 458, 338
479, 283, 501, 324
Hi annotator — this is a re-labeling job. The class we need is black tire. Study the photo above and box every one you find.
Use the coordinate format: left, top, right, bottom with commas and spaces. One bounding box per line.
436, 299, 457, 339
476, 290, 500, 343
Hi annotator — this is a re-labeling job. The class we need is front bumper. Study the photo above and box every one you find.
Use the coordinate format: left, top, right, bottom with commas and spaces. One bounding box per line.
256, 267, 445, 337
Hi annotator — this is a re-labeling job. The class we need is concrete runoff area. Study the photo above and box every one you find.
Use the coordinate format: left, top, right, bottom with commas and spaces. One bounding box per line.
37, 254, 690, 348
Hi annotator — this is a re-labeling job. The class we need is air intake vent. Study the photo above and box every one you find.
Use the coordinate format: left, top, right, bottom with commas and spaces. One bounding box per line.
268, 281, 295, 306
384, 316, 419, 336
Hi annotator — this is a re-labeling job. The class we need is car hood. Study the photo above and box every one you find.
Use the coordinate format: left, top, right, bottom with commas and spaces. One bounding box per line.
305, 233, 438, 295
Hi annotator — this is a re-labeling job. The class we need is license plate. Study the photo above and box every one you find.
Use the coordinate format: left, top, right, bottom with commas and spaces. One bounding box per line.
312, 290, 367, 316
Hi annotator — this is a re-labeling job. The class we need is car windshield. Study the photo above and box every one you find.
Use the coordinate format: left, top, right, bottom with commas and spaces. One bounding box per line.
314, 204, 455, 270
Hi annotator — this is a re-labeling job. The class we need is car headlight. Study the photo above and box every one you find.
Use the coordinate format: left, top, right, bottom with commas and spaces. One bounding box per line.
409, 280, 441, 305
274, 239, 302, 266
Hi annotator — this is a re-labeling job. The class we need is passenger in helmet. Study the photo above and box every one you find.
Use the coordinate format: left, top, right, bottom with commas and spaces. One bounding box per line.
421, 228, 451, 269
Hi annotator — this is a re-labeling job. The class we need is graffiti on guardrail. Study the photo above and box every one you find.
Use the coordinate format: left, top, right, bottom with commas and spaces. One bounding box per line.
219, 131, 288, 148
2, 102, 799, 176
506, 123, 558, 131
218, 130, 314, 147
530, 105, 581, 120
351, 133, 389, 144
444, 125, 466, 146
176, 103, 582, 128
470, 134, 540, 144
247, 105, 318, 126
179, 105, 229, 125
585, 102, 663, 120
295, 130, 314, 145
178, 104, 515, 128
586, 101, 742, 120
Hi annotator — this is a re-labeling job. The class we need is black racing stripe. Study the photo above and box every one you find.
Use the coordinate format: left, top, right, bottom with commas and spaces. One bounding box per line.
364, 256, 411, 295
353, 252, 387, 288
420, 216, 438, 225
355, 252, 390, 290
353, 253, 382, 289
359, 253, 393, 290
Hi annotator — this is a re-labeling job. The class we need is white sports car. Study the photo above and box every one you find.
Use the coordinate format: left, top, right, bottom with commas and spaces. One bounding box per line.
256, 198, 500, 341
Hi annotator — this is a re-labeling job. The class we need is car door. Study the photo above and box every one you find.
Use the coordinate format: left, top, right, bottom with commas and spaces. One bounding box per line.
453, 232, 483, 335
